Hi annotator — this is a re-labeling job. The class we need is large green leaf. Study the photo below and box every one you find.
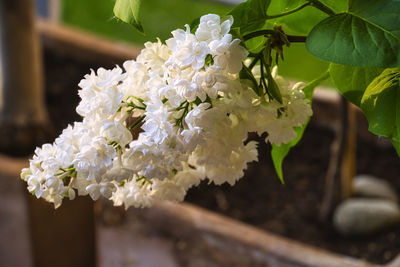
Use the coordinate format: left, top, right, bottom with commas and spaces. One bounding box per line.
113, 0, 144, 34
349, 0, 400, 36
228, 0, 270, 34
319, 0, 347, 12
330, 64, 383, 106
271, 70, 330, 182
360, 68, 400, 155
306, 0, 400, 67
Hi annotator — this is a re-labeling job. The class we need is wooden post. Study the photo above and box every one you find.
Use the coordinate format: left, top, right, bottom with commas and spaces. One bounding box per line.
340, 102, 357, 199
0, 0, 49, 155
27, 196, 96, 267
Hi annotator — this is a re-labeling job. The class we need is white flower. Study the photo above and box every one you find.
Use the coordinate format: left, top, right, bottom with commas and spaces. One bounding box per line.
209, 35, 248, 74
73, 137, 116, 182
137, 38, 171, 75
100, 119, 132, 147
110, 177, 152, 209
141, 99, 175, 144
195, 14, 233, 43
20, 168, 31, 182
76, 67, 124, 119
175, 79, 205, 102
102, 159, 134, 183
159, 84, 184, 108
67, 188, 76, 200
151, 179, 186, 202
27, 173, 45, 198
166, 25, 209, 70
120, 61, 149, 101
86, 182, 115, 201
174, 165, 205, 190
20, 13, 313, 210
192, 65, 240, 99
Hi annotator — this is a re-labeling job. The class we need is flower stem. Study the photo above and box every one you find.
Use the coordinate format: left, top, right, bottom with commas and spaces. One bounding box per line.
267, 2, 311, 19
243, 30, 275, 41
248, 56, 260, 70
175, 101, 190, 128
243, 30, 306, 44
129, 115, 145, 130
287, 35, 307, 43
259, 58, 269, 98
308, 0, 335, 16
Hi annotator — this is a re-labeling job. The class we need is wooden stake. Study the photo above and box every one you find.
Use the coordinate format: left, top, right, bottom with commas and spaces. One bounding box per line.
0, 0, 50, 155
340, 102, 357, 199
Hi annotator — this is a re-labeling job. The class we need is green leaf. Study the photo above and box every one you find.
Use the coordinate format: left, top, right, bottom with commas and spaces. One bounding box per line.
271, 126, 306, 183
319, 0, 347, 12
267, 72, 283, 103
360, 68, 400, 154
228, 0, 270, 34
393, 139, 400, 157
240, 64, 259, 95
349, 0, 400, 34
113, 0, 144, 34
330, 64, 383, 106
302, 69, 330, 98
306, 0, 400, 67
189, 17, 200, 33
271, 70, 330, 182
245, 36, 266, 53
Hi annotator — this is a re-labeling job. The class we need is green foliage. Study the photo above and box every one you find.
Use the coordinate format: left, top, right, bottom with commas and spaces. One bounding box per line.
330, 64, 383, 106
360, 68, 400, 155
271, 126, 305, 183
245, 36, 267, 54
113, 0, 144, 33
306, 0, 400, 67
266, 68, 283, 103
271, 70, 330, 182
189, 17, 200, 33
228, 0, 270, 34
392, 140, 400, 156
319, 0, 347, 12
239, 65, 259, 95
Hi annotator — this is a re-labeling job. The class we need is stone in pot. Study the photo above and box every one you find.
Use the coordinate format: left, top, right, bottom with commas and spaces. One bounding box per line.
353, 175, 398, 203
333, 198, 400, 236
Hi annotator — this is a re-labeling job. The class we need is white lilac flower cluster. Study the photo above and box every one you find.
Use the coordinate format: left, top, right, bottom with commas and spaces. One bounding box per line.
20, 14, 312, 209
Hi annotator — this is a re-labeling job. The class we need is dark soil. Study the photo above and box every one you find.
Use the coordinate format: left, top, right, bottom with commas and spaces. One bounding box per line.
43, 46, 400, 265
44, 49, 116, 136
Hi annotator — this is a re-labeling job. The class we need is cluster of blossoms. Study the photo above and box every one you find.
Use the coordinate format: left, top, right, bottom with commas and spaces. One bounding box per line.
21, 14, 312, 209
